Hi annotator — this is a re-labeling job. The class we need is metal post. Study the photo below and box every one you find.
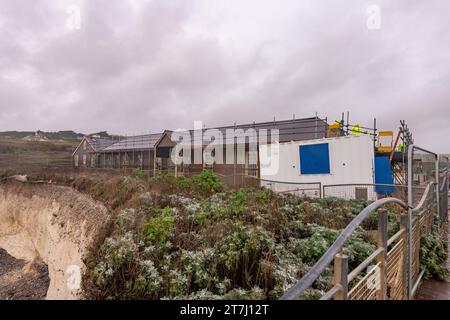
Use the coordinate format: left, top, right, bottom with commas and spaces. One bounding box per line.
442, 157, 450, 221
435, 156, 440, 220
373, 118, 377, 150
153, 148, 156, 177
377, 210, 388, 300
314, 116, 318, 139
407, 144, 414, 299
400, 215, 409, 300
333, 252, 348, 300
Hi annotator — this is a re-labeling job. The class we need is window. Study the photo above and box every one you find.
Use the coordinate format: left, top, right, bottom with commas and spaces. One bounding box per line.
245, 150, 258, 177
91, 155, 96, 167
299, 143, 330, 174
355, 187, 368, 200
83, 141, 87, 150
83, 154, 87, 165
74, 155, 79, 167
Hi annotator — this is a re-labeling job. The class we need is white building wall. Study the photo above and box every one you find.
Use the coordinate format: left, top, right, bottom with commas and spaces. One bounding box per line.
259, 135, 375, 199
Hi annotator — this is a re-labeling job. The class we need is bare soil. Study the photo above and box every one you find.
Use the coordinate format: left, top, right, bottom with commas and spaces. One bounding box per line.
0, 180, 112, 299
0, 248, 50, 300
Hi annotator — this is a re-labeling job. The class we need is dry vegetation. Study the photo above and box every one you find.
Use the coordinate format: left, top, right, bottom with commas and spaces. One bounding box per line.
0, 138, 76, 172
1, 166, 447, 300
72, 171, 407, 300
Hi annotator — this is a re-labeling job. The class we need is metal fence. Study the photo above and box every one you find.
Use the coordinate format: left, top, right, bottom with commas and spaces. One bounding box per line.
438, 155, 449, 220
211, 174, 322, 196
259, 179, 322, 198
322, 183, 427, 206
280, 144, 449, 300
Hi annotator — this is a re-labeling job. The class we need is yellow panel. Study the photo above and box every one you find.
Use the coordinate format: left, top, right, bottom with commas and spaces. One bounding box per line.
377, 146, 392, 152
329, 123, 340, 129
379, 131, 393, 137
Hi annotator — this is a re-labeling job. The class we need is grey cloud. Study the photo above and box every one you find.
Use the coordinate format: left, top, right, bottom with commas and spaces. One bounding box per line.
0, 0, 449, 152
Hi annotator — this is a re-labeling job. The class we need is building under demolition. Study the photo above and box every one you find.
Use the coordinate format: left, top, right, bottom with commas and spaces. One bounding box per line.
72, 115, 412, 196
72, 116, 329, 177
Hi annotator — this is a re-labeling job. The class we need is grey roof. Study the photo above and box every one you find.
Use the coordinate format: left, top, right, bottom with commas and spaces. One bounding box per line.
86, 137, 115, 151
91, 117, 328, 153
102, 133, 164, 152
171, 117, 328, 145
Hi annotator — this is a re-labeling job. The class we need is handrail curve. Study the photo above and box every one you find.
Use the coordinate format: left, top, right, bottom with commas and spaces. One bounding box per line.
280, 181, 435, 300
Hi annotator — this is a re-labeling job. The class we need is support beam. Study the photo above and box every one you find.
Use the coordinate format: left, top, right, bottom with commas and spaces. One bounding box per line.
377, 210, 388, 300
407, 145, 413, 300
333, 252, 348, 300
400, 215, 409, 300
435, 157, 440, 220
153, 149, 156, 177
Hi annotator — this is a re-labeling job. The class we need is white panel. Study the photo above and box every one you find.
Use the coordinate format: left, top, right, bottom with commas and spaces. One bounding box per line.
259, 135, 375, 198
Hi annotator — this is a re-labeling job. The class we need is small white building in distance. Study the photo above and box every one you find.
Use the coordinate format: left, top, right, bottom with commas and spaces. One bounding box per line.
22, 131, 49, 142
259, 135, 376, 200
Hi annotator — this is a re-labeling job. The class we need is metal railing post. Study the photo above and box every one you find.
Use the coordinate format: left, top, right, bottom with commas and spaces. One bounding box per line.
407, 145, 413, 300
400, 215, 409, 300
442, 157, 450, 221
435, 155, 440, 220
333, 251, 348, 300
377, 210, 388, 300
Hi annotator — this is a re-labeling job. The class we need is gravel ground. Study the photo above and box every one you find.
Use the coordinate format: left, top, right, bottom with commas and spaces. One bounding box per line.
0, 248, 49, 300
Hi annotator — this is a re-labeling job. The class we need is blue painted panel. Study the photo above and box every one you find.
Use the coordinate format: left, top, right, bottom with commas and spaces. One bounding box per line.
299, 143, 330, 174
375, 157, 396, 195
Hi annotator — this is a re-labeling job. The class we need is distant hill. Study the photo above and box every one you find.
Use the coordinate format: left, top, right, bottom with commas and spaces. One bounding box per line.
0, 130, 116, 141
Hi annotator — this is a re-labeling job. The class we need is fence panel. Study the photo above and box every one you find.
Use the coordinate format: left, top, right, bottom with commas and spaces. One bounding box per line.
438, 155, 449, 221
260, 179, 322, 198
322, 183, 426, 205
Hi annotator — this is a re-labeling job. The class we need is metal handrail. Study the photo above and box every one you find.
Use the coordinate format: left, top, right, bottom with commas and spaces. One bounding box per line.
322, 183, 411, 188
412, 182, 433, 213
440, 176, 448, 192
280, 181, 435, 300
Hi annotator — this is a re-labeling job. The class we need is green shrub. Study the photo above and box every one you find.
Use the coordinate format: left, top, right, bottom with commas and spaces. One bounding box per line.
224, 287, 265, 300
361, 212, 378, 230
253, 189, 270, 206
420, 229, 449, 281
131, 168, 144, 178
213, 206, 228, 220
344, 235, 375, 269
85, 184, 407, 300
297, 226, 338, 265
296, 225, 374, 268
179, 249, 216, 290
192, 170, 223, 194
215, 223, 275, 284
194, 201, 211, 225
134, 260, 163, 298
230, 189, 247, 215
176, 175, 192, 189
298, 289, 326, 300
143, 207, 174, 245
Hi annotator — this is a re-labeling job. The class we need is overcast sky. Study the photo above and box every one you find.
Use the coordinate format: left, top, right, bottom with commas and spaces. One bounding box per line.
0, 0, 449, 151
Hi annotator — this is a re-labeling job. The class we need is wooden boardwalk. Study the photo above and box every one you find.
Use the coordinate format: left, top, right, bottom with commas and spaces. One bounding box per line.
415, 223, 450, 300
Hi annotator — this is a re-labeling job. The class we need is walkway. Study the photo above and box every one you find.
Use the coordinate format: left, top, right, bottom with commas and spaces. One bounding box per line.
415, 223, 450, 300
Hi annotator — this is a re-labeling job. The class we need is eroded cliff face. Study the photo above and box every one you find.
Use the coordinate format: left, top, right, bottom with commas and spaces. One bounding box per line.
0, 181, 111, 299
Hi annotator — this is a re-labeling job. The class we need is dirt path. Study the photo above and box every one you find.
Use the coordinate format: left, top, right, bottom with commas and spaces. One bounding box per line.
0, 248, 50, 300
